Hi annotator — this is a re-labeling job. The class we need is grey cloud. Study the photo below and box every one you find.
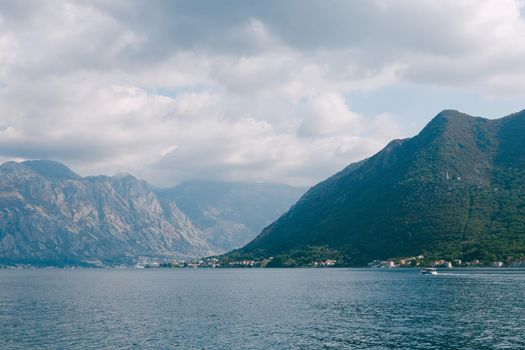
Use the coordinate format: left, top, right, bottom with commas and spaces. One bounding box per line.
0, 0, 456, 70
0, 136, 113, 162
82, 0, 483, 62
0, 0, 523, 186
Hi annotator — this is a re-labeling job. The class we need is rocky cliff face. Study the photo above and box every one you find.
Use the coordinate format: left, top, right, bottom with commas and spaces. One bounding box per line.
0, 160, 216, 265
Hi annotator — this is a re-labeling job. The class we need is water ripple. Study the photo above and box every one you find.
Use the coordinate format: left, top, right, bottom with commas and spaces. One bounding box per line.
1, 268, 524, 349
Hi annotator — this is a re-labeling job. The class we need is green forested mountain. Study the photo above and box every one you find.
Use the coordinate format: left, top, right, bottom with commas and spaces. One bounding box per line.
230, 110, 525, 266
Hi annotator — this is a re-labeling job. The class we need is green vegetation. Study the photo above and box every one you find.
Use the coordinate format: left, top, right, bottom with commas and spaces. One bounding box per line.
227, 110, 525, 266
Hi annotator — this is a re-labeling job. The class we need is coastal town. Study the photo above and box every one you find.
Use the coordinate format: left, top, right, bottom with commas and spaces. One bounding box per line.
2, 255, 525, 269
367, 256, 525, 268
128, 255, 525, 269
134, 257, 338, 269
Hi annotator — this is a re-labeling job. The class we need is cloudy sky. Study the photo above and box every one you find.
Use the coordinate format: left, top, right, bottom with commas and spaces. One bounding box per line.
0, 0, 524, 186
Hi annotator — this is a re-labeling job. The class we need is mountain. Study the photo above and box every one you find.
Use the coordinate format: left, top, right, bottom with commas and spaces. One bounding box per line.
0, 160, 216, 265
157, 181, 305, 252
231, 109, 525, 266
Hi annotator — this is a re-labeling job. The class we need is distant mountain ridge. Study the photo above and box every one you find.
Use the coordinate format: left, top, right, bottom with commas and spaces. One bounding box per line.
0, 160, 216, 265
157, 181, 305, 252
0, 160, 303, 265
231, 109, 525, 266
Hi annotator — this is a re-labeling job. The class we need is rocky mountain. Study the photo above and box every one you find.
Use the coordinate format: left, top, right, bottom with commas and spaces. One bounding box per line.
0, 160, 216, 265
157, 181, 305, 252
231, 109, 525, 266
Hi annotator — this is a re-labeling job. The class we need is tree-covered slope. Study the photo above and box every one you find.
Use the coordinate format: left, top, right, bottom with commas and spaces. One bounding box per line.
231, 110, 525, 265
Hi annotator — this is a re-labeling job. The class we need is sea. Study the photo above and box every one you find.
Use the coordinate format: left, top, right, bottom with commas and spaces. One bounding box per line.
1, 268, 524, 349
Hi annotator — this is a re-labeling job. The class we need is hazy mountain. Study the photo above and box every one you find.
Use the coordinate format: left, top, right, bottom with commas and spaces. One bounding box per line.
157, 181, 306, 252
0, 160, 216, 265
232, 110, 525, 266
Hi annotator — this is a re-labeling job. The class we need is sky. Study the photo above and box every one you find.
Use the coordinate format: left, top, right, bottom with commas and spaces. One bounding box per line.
0, 0, 524, 187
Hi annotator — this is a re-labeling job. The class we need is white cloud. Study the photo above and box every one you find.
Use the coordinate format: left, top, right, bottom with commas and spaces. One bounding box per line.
0, 1, 523, 186
298, 93, 364, 138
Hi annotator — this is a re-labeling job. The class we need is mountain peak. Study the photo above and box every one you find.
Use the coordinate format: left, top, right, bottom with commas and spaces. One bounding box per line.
430, 109, 476, 125
416, 109, 484, 142
112, 172, 137, 180
436, 109, 464, 117
233, 108, 525, 266
21, 160, 81, 180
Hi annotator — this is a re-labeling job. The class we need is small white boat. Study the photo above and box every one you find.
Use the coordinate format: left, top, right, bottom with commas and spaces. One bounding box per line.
421, 267, 437, 275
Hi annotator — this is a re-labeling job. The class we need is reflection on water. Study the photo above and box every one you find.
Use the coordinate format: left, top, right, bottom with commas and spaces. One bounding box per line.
1, 268, 524, 349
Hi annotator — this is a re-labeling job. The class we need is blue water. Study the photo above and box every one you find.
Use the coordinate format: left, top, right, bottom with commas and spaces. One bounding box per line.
1, 268, 524, 349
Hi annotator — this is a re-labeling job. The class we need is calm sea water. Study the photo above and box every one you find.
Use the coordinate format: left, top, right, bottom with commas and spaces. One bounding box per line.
1, 268, 524, 349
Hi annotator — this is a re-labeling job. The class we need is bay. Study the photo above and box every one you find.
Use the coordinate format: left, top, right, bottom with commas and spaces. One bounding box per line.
1, 268, 524, 349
